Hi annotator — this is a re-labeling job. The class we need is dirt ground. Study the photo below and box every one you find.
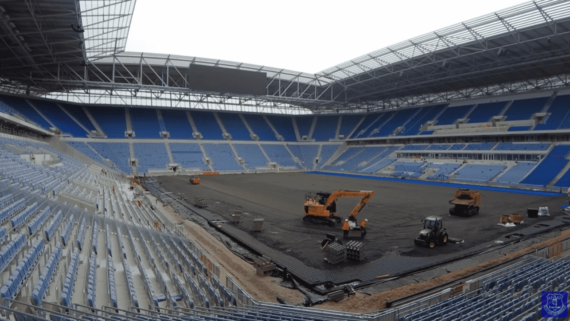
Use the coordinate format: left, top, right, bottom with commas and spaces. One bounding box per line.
155, 173, 567, 270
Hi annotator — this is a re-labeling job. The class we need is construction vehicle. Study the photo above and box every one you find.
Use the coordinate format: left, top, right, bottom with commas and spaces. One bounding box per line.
189, 176, 200, 185
303, 190, 374, 227
414, 216, 448, 248
449, 189, 481, 216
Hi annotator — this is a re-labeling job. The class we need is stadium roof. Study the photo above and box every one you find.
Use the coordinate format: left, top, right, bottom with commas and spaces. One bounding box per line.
1, 0, 570, 114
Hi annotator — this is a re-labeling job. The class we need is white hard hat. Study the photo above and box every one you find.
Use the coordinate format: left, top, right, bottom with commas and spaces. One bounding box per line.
345, 219, 348, 221
365, 219, 368, 222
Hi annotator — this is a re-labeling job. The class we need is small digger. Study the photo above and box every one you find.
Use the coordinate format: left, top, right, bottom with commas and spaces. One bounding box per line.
189, 176, 200, 185
303, 190, 374, 227
414, 216, 448, 248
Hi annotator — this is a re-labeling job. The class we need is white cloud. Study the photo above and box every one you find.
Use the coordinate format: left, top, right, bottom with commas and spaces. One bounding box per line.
126, 0, 528, 74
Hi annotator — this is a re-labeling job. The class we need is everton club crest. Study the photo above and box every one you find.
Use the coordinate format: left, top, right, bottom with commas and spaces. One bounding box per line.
542, 292, 568, 318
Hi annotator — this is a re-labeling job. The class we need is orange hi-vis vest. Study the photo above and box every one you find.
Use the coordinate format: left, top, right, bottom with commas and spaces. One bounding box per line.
360, 220, 367, 228
342, 221, 350, 231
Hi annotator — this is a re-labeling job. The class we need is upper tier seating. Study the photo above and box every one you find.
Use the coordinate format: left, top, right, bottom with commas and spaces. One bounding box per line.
161, 109, 193, 139
454, 164, 506, 182
295, 117, 313, 139
218, 113, 251, 140
352, 113, 387, 138
521, 145, 570, 186
495, 162, 537, 184
202, 144, 243, 171
312, 116, 338, 141
134, 143, 170, 173
192, 111, 224, 140
468, 101, 506, 123
371, 108, 419, 137
243, 114, 277, 141
169, 143, 209, 170
535, 95, 570, 130
30, 100, 86, 137
234, 144, 268, 169
503, 97, 547, 121
61, 105, 96, 132
90, 107, 126, 138
435, 105, 471, 125
131, 108, 161, 138
398, 104, 446, 136
339, 115, 362, 139
266, 116, 296, 141
261, 145, 299, 168
0, 96, 51, 129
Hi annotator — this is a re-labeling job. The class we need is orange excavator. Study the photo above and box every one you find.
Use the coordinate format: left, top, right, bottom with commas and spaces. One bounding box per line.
303, 190, 375, 227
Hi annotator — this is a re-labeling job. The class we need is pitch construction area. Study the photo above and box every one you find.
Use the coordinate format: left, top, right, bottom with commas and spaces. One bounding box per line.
155, 173, 567, 282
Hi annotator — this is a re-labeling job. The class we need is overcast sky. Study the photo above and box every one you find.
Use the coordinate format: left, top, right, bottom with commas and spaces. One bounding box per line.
126, 0, 527, 74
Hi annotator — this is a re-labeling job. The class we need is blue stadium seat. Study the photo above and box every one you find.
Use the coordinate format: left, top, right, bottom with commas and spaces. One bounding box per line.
266, 116, 296, 141
434, 105, 471, 125
131, 108, 161, 138
503, 97, 547, 121
243, 114, 278, 141
161, 109, 193, 139
202, 144, 243, 171
191, 111, 224, 140
261, 145, 299, 168
522, 145, 570, 186
312, 116, 338, 141
169, 143, 208, 170
89, 107, 126, 138
233, 144, 268, 169
218, 113, 251, 140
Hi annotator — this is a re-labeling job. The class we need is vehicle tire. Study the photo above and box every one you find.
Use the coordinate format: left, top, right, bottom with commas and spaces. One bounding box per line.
428, 241, 435, 249
334, 217, 341, 223
475, 206, 479, 214
449, 208, 455, 215
328, 220, 335, 227
442, 234, 448, 245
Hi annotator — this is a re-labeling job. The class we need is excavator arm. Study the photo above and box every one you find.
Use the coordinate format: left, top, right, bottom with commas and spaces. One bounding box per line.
324, 190, 375, 218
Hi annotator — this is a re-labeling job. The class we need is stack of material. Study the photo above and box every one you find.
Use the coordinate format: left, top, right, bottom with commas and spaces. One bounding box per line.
499, 214, 524, 225
324, 242, 346, 264
346, 241, 366, 261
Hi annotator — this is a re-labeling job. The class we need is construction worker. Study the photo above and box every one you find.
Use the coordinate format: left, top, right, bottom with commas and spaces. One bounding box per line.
342, 219, 350, 238
360, 219, 368, 237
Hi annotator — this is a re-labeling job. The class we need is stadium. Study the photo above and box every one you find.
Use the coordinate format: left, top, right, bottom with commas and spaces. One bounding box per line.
2, 0, 570, 320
